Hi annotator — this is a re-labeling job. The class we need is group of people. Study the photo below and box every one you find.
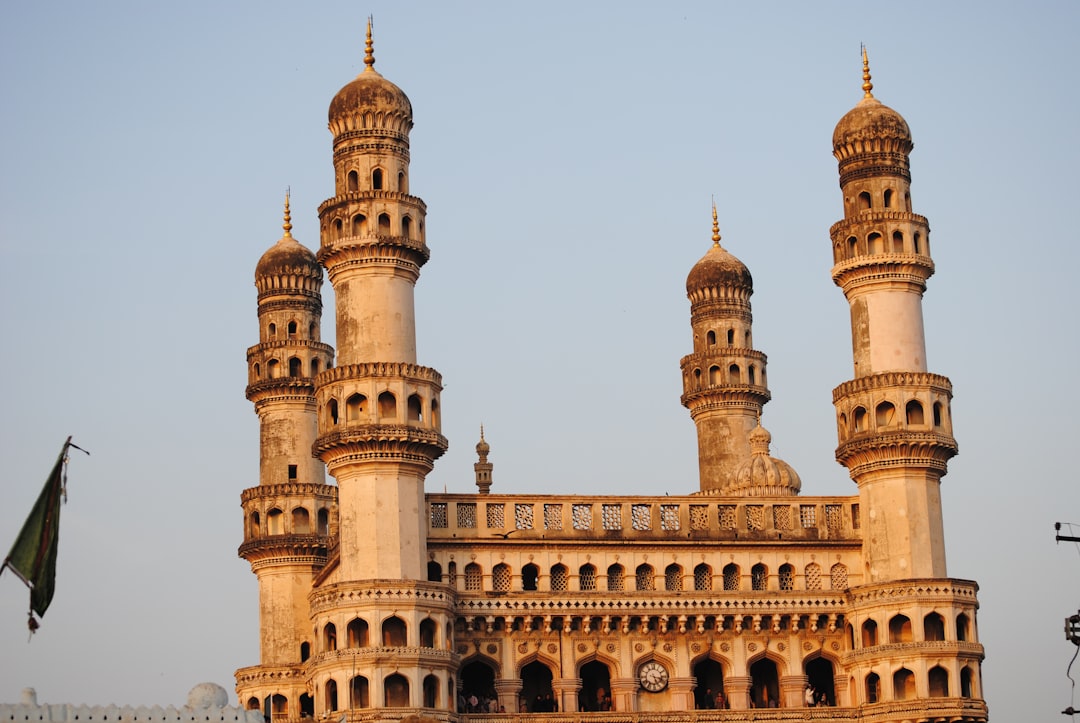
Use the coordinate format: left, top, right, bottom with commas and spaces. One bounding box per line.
526, 693, 559, 712
695, 688, 729, 709
804, 684, 831, 707
457, 690, 503, 713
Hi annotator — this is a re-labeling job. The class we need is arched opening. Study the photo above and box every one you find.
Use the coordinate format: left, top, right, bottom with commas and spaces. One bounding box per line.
427, 560, 442, 582
914, 231, 922, 253
521, 563, 540, 591
579, 563, 597, 591
889, 614, 912, 643
708, 365, 721, 385
635, 563, 655, 591
311, 358, 320, 375
665, 563, 682, 591
464, 562, 482, 591
906, 400, 925, 425
865, 673, 881, 703
806, 657, 835, 705
862, 619, 878, 647
398, 171, 407, 194
349, 676, 368, 708
252, 362, 261, 380
248, 511, 260, 538
830, 563, 848, 589
858, 191, 871, 210
853, 406, 867, 432
286, 320, 297, 338
431, 398, 440, 427
893, 668, 915, 700
751, 563, 767, 591
327, 398, 339, 426
722, 563, 739, 591
961, 667, 974, 697
728, 364, 740, 383
420, 618, 437, 648
461, 660, 496, 711
778, 563, 794, 591
271, 695, 288, 722
520, 661, 555, 712
377, 213, 391, 234
892, 230, 904, 253
246, 698, 259, 712
402, 215, 413, 239
317, 508, 329, 535
606, 563, 624, 591
883, 188, 894, 208
693, 658, 725, 709
550, 563, 568, 591
868, 231, 883, 254
382, 616, 407, 646
345, 393, 366, 422
347, 618, 369, 648
848, 236, 858, 258
579, 660, 613, 712
333, 218, 343, 240
324, 679, 338, 712
875, 401, 896, 427
805, 562, 822, 590
933, 401, 944, 427
292, 507, 310, 534
957, 612, 971, 641
371, 168, 383, 190
422, 674, 438, 708
268, 323, 277, 339
707, 330, 716, 346
727, 329, 735, 345
928, 666, 949, 697
924, 612, 946, 641
323, 622, 337, 651
407, 394, 422, 423
748, 365, 756, 385
749, 658, 780, 708
351, 214, 366, 236
694, 563, 712, 591
347, 170, 359, 192
492, 562, 511, 592
378, 391, 396, 421
267, 358, 280, 379
267, 508, 284, 535
384, 674, 409, 707
299, 641, 310, 662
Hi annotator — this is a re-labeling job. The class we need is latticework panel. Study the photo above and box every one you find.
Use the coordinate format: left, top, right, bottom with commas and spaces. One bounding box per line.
607, 566, 625, 591
636, 565, 655, 591
660, 504, 680, 531
830, 563, 848, 589
746, 505, 764, 531
457, 503, 477, 528
779, 565, 794, 591
572, 504, 592, 530
805, 563, 822, 590
464, 563, 482, 591
579, 565, 597, 591
690, 505, 708, 530
486, 503, 505, 529
632, 504, 651, 531
551, 565, 568, 591
544, 504, 563, 530
773, 505, 791, 530
800, 505, 817, 528
723, 565, 740, 591
751, 564, 767, 590
515, 503, 534, 530
825, 504, 843, 534
694, 565, 712, 591
851, 503, 861, 529
492, 564, 511, 592
430, 503, 447, 529
602, 504, 622, 530
665, 566, 683, 591
719, 505, 737, 529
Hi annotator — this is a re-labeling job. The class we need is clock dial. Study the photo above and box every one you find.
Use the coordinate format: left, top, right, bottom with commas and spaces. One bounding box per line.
638, 661, 669, 692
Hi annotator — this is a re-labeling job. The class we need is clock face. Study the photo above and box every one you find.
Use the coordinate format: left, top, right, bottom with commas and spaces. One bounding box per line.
638, 661, 669, 692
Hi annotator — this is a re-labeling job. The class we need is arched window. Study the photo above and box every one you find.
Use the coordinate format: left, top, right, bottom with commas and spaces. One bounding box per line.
372, 168, 384, 190
351, 214, 366, 236
311, 358, 320, 375
271, 695, 287, 720
928, 666, 949, 697
578, 661, 611, 714
858, 191, 871, 210
327, 399, 339, 426
883, 189, 894, 208
957, 612, 971, 641
347, 170, 359, 192
464, 562, 482, 591
635, 563, 655, 591
377, 213, 391, 234
420, 618, 436, 648
350, 676, 369, 708
288, 357, 302, 377
707, 330, 716, 345
431, 398, 440, 427
804, 562, 821, 590
868, 231, 883, 254
913, 231, 922, 253
378, 391, 396, 421
382, 616, 407, 646
778, 563, 794, 591
722, 563, 739, 591
248, 511, 260, 538
520, 661, 554, 712
665, 563, 682, 591
427, 560, 442, 583
727, 329, 735, 345
862, 619, 878, 647
286, 320, 297, 338
579, 563, 597, 591
323, 622, 337, 651
407, 394, 422, 423
292, 507, 310, 534
694, 563, 712, 591
267, 358, 280, 379
346, 394, 366, 422
848, 236, 858, 258
492, 563, 511, 592
853, 406, 867, 432
401, 215, 413, 239
875, 401, 896, 427
889, 614, 912, 643
422, 674, 438, 708
728, 364, 740, 383
347, 618, 369, 647
606, 563, 624, 592
893, 668, 915, 700
830, 563, 848, 589
398, 171, 407, 194
906, 400, 925, 425
751, 563, 767, 591
892, 230, 904, 253
748, 365, 756, 385
522, 563, 540, 591
961, 667, 974, 697
933, 401, 944, 427
325, 679, 338, 712
865, 672, 880, 703
550, 563, 568, 591
924, 612, 946, 641
267, 508, 284, 535
806, 657, 835, 706
268, 323, 277, 339
317, 508, 329, 535
708, 365, 721, 385
333, 218, 343, 239
299, 642, 310, 662
749, 658, 780, 708
384, 674, 409, 707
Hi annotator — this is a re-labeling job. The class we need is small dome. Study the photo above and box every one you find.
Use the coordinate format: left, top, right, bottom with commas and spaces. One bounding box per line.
187, 683, 228, 710
726, 421, 801, 496
255, 198, 321, 283
329, 23, 411, 127
475, 427, 490, 457
686, 243, 753, 295
832, 95, 911, 151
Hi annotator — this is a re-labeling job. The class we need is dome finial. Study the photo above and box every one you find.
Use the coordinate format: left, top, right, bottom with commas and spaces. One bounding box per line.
711, 197, 722, 248
363, 16, 376, 71
282, 188, 293, 238
861, 44, 874, 99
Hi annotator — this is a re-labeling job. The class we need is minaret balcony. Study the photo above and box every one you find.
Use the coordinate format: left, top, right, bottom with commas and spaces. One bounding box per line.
829, 210, 927, 238
835, 430, 958, 476
319, 189, 426, 214
316, 234, 431, 274
313, 425, 449, 471
237, 533, 330, 567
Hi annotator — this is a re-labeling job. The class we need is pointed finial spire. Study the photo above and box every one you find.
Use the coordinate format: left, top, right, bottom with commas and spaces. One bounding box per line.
861, 44, 874, 99
711, 197, 722, 248
363, 16, 376, 71
282, 188, 293, 238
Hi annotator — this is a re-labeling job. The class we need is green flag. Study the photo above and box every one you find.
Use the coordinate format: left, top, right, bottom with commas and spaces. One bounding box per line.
3, 438, 72, 627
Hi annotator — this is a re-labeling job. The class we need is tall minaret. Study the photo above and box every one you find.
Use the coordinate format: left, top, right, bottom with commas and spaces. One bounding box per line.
680, 207, 773, 493
237, 197, 336, 718
312, 20, 448, 582
830, 50, 958, 581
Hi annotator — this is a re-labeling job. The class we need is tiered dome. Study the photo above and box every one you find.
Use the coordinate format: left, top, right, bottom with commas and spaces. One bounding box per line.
832, 49, 912, 156
328, 21, 412, 130
255, 196, 321, 284
686, 207, 752, 295
726, 421, 801, 496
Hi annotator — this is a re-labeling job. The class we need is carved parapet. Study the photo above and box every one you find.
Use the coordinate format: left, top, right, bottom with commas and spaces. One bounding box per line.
833, 371, 952, 401
245, 377, 316, 403
313, 425, 448, 470
241, 482, 339, 504
306, 646, 458, 671
237, 534, 329, 567
317, 362, 443, 386
318, 190, 427, 214
316, 236, 430, 278
308, 579, 455, 616
830, 255, 934, 293
847, 577, 980, 606
680, 386, 771, 412
235, 663, 306, 687
835, 430, 957, 477
829, 211, 928, 239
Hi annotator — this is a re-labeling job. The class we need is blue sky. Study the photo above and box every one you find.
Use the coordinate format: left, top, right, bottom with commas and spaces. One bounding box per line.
1, 2, 1077, 721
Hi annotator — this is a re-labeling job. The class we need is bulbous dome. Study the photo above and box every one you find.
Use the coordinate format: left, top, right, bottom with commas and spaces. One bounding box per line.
255, 200, 321, 284
329, 67, 412, 125
832, 95, 911, 152
726, 421, 801, 496
686, 243, 753, 295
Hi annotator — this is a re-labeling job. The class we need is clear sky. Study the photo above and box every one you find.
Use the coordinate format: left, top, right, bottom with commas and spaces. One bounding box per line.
1, 1, 1077, 720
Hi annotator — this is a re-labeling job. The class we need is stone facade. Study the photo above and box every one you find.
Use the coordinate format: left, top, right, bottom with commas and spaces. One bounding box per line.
236, 32, 987, 723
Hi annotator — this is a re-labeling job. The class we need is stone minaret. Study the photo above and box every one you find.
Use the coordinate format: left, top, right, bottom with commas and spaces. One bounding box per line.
238, 197, 336, 718
681, 207, 773, 493
475, 426, 493, 494
830, 51, 958, 581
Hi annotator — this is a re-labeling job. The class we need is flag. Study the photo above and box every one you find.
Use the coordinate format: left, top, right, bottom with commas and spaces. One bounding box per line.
2, 437, 74, 629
